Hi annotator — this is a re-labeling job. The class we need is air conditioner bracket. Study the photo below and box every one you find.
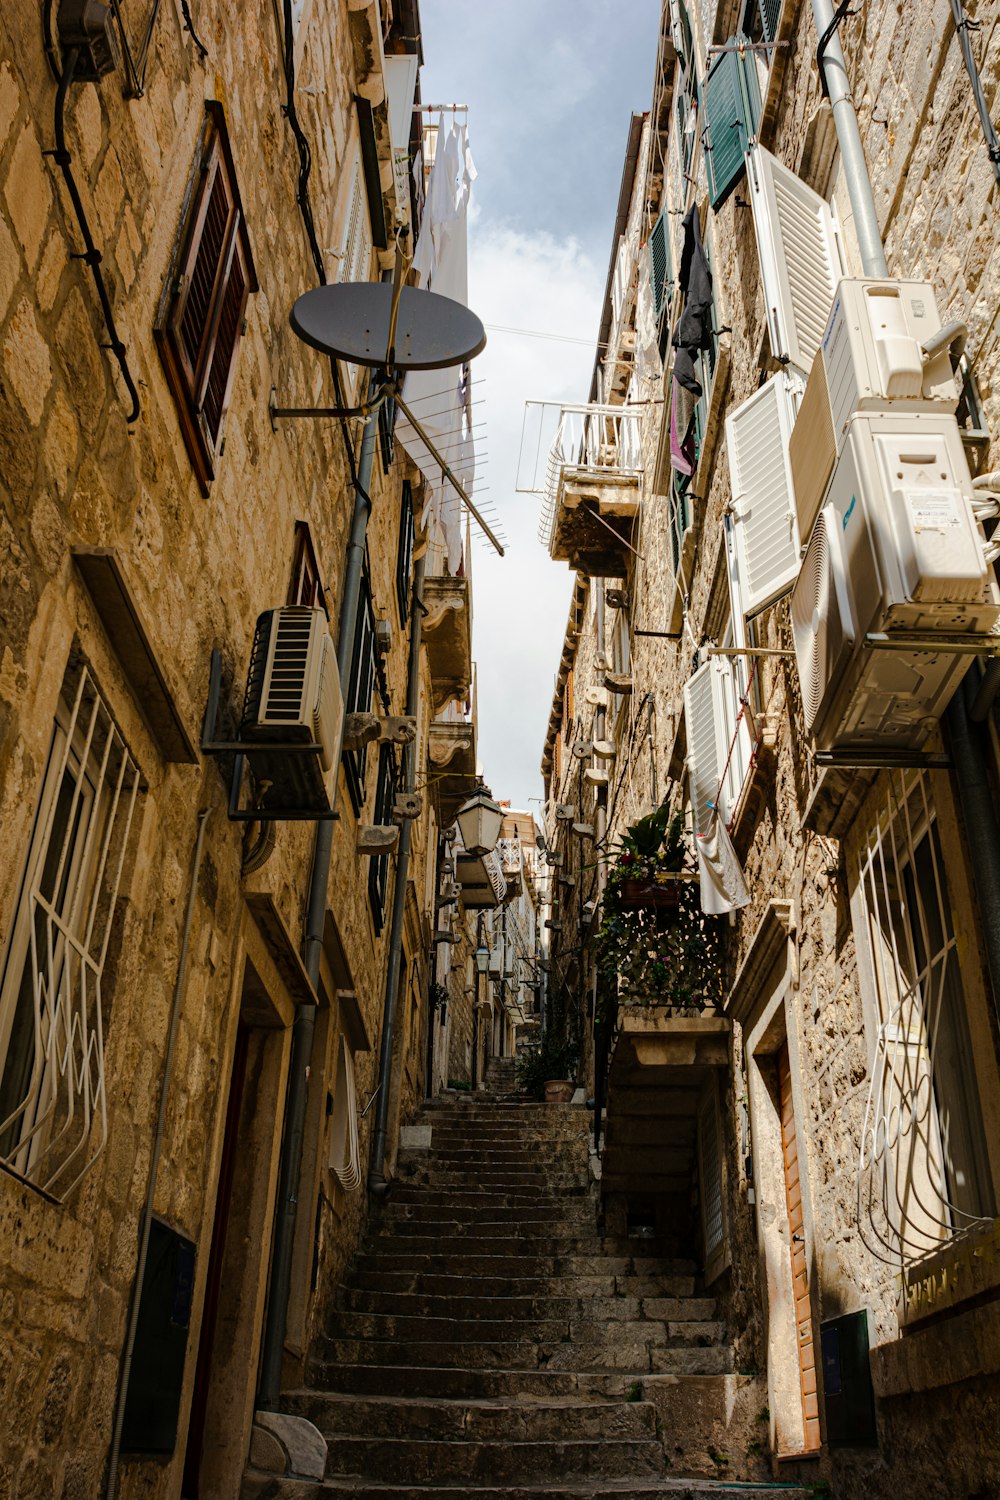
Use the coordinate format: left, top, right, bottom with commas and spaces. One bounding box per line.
863, 632, 1000, 657
201, 648, 340, 822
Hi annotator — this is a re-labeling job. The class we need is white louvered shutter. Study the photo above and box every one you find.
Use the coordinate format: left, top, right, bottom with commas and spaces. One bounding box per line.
726, 373, 801, 615
747, 144, 844, 376
685, 660, 725, 837
340, 151, 372, 285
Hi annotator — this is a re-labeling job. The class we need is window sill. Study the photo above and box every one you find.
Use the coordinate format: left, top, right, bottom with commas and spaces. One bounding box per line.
872, 1291, 1000, 1400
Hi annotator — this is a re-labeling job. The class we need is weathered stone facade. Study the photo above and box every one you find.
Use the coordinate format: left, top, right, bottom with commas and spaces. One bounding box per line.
542, 1, 1000, 1492
0, 3, 475, 1496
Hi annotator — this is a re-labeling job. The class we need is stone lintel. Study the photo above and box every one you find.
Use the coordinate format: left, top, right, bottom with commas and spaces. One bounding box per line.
72, 546, 197, 763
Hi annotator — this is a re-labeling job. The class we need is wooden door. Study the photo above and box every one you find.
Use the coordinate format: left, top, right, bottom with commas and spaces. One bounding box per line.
778, 1044, 821, 1452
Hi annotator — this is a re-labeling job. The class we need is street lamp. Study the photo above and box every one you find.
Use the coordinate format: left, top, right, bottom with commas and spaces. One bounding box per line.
456, 787, 504, 856
472, 924, 490, 1089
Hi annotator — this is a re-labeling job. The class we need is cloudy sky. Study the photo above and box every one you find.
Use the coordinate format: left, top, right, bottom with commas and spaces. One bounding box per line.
418, 0, 661, 812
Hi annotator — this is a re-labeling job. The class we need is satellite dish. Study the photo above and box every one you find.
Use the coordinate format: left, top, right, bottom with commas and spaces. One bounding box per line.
289, 283, 487, 370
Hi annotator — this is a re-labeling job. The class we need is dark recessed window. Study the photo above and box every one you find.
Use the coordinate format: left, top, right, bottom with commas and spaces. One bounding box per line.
368, 742, 397, 932
155, 103, 257, 496
288, 523, 327, 613
344, 572, 376, 814
396, 481, 415, 627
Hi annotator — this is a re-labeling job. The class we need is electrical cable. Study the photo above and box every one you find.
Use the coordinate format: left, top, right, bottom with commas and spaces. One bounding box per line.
949, 0, 1000, 186
48, 47, 141, 424
179, 0, 209, 60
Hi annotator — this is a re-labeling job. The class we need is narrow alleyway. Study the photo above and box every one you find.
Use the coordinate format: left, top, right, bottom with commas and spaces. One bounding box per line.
243, 1092, 810, 1497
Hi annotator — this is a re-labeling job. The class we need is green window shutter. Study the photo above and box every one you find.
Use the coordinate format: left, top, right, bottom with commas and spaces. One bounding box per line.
704, 39, 762, 210
759, 0, 782, 45
648, 207, 672, 322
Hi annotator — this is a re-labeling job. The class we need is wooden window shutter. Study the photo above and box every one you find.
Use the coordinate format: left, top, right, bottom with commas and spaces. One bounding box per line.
704, 41, 762, 211
345, 576, 376, 813
725, 372, 801, 615
368, 743, 396, 931
698, 1084, 725, 1261
396, 481, 414, 627
746, 143, 844, 375
648, 207, 672, 324
564, 669, 574, 736
157, 104, 256, 496
340, 150, 373, 286
289, 522, 326, 611
684, 659, 726, 837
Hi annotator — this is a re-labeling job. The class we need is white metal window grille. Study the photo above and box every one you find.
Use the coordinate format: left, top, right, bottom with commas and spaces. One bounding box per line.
0, 662, 140, 1199
856, 773, 995, 1267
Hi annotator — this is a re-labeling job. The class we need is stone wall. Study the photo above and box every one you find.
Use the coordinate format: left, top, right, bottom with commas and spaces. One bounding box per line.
545, 0, 1000, 1490
0, 2, 455, 1495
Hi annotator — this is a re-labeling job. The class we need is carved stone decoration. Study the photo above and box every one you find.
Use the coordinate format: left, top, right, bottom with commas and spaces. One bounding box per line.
422, 575, 472, 713
343, 712, 381, 750
393, 792, 422, 820
379, 715, 417, 745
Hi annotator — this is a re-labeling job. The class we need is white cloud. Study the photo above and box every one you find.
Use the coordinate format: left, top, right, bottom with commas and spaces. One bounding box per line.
461, 214, 606, 810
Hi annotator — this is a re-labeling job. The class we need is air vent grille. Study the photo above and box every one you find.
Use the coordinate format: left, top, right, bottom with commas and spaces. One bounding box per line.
262, 610, 314, 721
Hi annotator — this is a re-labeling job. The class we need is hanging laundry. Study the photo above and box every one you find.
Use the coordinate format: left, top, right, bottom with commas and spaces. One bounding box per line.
397, 118, 478, 575
696, 804, 750, 914
670, 204, 713, 471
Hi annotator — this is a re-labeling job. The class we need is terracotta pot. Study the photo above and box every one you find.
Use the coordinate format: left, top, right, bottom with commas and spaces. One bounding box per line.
544, 1079, 574, 1104
618, 877, 685, 909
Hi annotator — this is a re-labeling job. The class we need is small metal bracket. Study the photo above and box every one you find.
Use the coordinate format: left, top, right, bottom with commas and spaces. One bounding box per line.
814, 749, 953, 771
863, 631, 1000, 657
200, 649, 339, 824
268, 383, 391, 430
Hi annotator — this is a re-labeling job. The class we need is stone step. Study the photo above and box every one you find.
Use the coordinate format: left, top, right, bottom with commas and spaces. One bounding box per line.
336, 1289, 718, 1324
387, 1184, 591, 1206
345, 1270, 699, 1299
380, 1200, 599, 1224
326, 1306, 725, 1346
244, 1480, 811, 1500
249, 1487, 813, 1500
357, 1250, 697, 1280
298, 1365, 665, 1401
323, 1436, 667, 1485
313, 1337, 732, 1375
283, 1392, 658, 1443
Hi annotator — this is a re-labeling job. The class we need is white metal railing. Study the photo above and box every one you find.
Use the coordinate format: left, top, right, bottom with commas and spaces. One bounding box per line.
0, 663, 140, 1199
527, 403, 642, 548
496, 837, 523, 880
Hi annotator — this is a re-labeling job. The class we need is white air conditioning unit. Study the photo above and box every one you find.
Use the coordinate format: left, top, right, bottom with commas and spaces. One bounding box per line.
790, 280, 960, 540
790, 412, 999, 752
241, 606, 344, 810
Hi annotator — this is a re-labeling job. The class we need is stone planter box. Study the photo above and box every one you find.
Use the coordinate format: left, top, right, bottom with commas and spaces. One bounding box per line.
617, 876, 688, 909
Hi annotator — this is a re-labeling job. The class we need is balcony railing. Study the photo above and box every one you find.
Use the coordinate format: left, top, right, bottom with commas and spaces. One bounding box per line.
530, 404, 642, 575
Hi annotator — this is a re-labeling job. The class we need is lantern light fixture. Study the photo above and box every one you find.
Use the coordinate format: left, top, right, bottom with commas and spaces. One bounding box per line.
455, 786, 504, 856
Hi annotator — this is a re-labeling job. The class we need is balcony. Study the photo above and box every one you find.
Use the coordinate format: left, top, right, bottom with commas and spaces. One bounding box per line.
422, 575, 472, 713
538, 404, 641, 576
455, 848, 506, 908
428, 701, 476, 825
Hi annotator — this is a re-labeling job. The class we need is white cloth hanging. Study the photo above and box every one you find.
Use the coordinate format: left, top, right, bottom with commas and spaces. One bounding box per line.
696, 805, 751, 914
329, 1035, 361, 1191
397, 119, 478, 575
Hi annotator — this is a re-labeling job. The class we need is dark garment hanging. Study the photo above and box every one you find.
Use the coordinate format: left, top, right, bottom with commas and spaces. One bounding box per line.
672, 204, 714, 397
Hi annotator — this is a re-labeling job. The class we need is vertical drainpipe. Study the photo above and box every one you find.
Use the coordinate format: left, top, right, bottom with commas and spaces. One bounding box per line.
812, 0, 888, 279
810, 1, 1000, 1018
368, 553, 427, 1195
257, 411, 378, 1410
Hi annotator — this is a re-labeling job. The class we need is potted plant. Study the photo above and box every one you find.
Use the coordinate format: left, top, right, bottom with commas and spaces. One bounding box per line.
516, 1031, 580, 1103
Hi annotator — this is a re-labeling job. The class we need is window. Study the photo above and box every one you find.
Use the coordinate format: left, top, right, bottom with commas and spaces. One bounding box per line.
683, 651, 751, 835
288, 522, 327, 612
344, 574, 376, 814
703, 37, 762, 210
396, 481, 415, 627
368, 744, 397, 932
648, 207, 673, 333
156, 104, 257, 497
0, 658, 141, 1198
724, 372, 801, 616
855, 774, 995, 1267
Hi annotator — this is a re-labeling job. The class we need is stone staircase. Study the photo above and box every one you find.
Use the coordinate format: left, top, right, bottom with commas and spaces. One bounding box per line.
243, 1094, 808, 1498
481, 1055, 519, 1098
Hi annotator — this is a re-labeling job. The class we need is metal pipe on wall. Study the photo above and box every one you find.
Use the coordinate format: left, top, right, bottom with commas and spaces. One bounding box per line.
368, 553, 427, 1194
257, 410, 378, 1409
811, 0, 889, 278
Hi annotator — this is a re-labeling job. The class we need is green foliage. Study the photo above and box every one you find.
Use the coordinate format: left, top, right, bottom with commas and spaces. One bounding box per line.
624, 1379, 643, 1402
595, 812, 723, 1019
515, 1031, 580, 1099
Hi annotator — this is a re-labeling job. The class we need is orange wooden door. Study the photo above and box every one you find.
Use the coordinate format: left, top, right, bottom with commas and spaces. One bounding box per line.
778, 1045, 821, 1453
